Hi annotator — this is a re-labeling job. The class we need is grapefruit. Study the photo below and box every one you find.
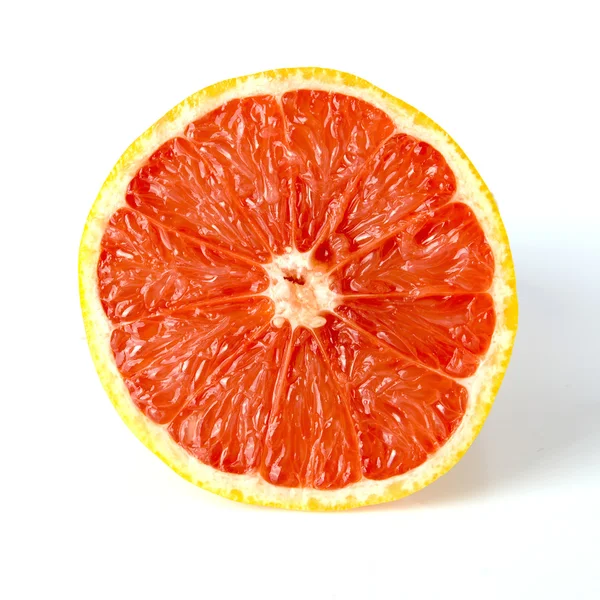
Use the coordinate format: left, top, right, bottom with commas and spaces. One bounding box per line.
80, 67, 517, 510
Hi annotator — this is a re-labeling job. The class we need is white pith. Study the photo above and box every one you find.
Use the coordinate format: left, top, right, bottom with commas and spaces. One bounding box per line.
79, 68, 517, 509
262, 250, 339, 330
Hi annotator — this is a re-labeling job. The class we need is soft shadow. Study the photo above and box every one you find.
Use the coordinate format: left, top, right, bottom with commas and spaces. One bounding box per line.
360, 252, 600, 511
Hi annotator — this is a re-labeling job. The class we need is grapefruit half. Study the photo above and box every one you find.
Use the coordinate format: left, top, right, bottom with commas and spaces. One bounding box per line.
80, 68, 517, 510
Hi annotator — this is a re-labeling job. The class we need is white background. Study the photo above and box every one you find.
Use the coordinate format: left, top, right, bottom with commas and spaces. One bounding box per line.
2, 1, 599, 598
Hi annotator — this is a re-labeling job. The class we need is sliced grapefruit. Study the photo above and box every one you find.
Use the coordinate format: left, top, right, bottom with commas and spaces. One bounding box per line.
80, 68, 517, 510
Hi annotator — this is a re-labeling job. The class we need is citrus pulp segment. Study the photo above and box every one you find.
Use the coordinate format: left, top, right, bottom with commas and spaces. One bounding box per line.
80, 67, 517, 510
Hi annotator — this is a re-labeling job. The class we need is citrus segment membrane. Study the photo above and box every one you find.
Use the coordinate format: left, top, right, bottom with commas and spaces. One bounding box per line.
126, 135, 274, 262
184, 95, 294, 255
280, 90, 395, 251
99, 209, 269, 322
169, 324, 290, 474
330, 202, 494, 296
316, 314, 468, 479
261, 327, 362, 489
319, 134, 457, 261
110, 298, 273, 424
337, 294, 495, 378
95, 86, 500, 492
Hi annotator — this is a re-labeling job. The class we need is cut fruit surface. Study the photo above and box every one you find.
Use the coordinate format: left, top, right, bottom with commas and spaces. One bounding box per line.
80, 68, 517, 510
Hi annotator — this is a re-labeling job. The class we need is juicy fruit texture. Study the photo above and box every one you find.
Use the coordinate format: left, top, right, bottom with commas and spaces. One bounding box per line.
97, 89, 496, 490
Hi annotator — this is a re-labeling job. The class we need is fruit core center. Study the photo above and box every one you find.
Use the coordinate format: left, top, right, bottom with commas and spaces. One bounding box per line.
263, 251, 338, 329
282, 272, 306, 286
